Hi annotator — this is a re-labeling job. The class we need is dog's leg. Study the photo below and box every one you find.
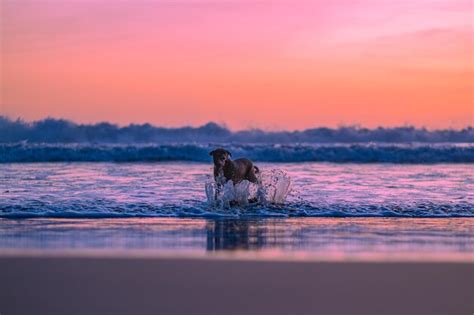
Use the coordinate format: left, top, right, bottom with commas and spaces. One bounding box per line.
214, 171, 226, 201
214, 180, 220, 201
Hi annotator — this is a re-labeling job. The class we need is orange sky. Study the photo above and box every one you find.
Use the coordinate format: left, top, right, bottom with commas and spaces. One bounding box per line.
1, 0, 473, 130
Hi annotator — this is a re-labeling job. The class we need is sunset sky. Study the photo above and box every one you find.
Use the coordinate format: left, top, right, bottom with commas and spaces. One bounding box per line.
1, 0, 472, 130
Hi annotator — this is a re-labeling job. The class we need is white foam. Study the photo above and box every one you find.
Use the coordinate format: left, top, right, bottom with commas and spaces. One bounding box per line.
205, 169, 292, 208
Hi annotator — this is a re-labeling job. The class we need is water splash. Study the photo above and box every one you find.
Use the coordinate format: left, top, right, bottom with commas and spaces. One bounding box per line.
205, 169, 292, 208
258, 169, 292, 204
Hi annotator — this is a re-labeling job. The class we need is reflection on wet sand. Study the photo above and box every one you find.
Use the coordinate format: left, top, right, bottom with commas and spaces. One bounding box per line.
206, 219, 267, 250
0, 218, 472, 260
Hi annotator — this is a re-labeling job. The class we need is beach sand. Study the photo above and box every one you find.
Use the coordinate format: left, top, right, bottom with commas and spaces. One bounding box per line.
0, 254, 472, 315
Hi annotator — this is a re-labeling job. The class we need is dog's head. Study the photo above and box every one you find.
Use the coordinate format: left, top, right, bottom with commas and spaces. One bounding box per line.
209, 148, 231, 168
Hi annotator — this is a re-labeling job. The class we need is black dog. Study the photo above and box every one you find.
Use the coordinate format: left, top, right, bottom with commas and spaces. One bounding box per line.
209, 148, 259, 185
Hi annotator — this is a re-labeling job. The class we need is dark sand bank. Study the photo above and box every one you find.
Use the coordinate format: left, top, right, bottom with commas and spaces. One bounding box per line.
0, 254, 472, 315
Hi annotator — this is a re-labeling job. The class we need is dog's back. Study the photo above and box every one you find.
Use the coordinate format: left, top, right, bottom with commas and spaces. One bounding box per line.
230, 158, 259, 184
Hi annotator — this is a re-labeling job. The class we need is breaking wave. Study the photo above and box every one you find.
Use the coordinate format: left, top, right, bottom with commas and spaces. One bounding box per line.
1, 143, 473, 163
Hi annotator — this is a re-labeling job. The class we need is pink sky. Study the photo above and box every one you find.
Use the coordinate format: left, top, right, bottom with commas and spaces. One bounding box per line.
1, 0, 472, 130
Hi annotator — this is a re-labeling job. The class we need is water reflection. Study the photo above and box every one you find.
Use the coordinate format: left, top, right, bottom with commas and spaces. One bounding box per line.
0, 218, 473, 260
206, 219, 266, 250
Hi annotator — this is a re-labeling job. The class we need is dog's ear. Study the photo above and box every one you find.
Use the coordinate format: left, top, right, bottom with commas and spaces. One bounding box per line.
209, 150, 216, 156
225, 150, 232, 157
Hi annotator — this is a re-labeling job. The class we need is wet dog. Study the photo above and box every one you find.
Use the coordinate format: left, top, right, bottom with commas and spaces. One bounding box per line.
209, 148, 259, 186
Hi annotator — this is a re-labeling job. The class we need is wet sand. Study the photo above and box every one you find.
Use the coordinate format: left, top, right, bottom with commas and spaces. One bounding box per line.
0, 254, 472, 315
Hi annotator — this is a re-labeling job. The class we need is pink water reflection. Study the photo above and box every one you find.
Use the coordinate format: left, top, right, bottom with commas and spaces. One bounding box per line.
1, 217, 472, 262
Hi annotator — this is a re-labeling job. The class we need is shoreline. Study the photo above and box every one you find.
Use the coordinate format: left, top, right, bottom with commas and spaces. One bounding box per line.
0, 248, 473, 263
1, 254, 472, 315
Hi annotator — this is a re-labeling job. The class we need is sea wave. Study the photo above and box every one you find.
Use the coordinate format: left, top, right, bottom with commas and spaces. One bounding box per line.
0, 200, 472, 218
1, 143, 473, 163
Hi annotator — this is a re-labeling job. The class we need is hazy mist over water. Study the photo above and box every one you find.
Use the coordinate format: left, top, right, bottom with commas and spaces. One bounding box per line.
1, 116, 473, 144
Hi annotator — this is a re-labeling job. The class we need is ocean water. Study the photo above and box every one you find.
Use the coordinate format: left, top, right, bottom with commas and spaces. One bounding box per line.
2, 143, 473, 163
1, 161, 473, 260
1, 162, 472, 218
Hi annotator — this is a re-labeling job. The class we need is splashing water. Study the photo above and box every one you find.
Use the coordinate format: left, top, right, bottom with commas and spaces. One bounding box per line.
205, 169, 292, 208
